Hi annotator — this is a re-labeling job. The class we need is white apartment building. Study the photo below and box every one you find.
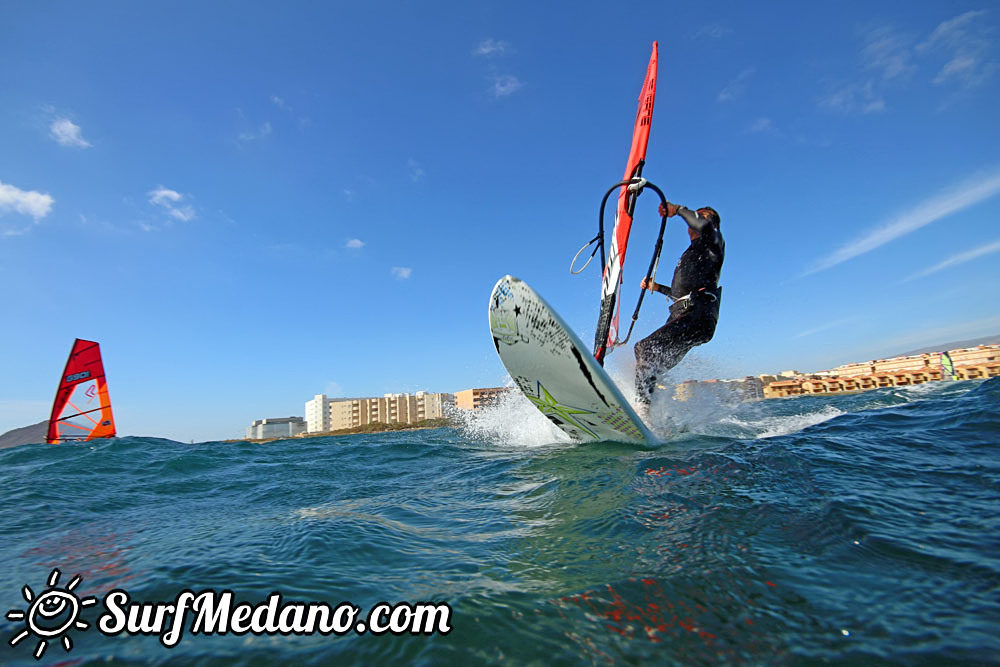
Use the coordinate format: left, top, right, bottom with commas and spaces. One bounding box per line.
304, 391, 454, 433
305, 394, 331, 433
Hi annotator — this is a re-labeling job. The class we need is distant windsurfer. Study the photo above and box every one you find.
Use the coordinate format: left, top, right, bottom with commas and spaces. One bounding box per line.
634, 202, 725, 406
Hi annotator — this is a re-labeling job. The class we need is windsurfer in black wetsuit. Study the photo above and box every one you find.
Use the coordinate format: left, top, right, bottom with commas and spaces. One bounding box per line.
634, 202, 725, 406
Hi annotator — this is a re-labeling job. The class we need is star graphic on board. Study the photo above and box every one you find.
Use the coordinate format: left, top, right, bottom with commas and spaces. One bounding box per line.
526, 381, 598, 439
514, 305, 521, 316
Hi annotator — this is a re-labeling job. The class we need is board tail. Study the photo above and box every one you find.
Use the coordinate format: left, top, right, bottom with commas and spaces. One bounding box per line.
46, 338, 116, 444
594, 42, 658, 365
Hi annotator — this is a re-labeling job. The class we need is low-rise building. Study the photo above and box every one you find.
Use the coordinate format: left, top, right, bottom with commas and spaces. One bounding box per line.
305, 391, 454, 432
760, 344, 1000, 398
454, 387, 509, 410
246, 417, 307, 440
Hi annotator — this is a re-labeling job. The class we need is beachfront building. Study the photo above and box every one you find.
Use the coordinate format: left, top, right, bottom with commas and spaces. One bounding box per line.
762, 344, 1000, 398
305, 394, 331, 432
454, 387, 509, 410
305, 391, 454, 433
246, 417, 307, 440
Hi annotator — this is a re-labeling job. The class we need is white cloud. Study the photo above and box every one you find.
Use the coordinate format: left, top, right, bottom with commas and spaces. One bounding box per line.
824, 12, 997, 115
148, 186, 195, 222
903, 239, 1000, 282
473, 38, 509, 56
0, 179, 54, 221
819, 80, 887, 115
717, 68, 754, 102
346, 238, 364, 249
391, 266, 412, 279
271, 95, 289, 110
860, 26, 915, 81
694, 23, 732, 41
491, 75, 523, 98
805, 168, 1000, 276
238, 122, 272, 143
472, 38, 522, 98
49, 118, 92, 149
408, 159, 425, 182
918, 10, 996, 88
749, 117, 779, 135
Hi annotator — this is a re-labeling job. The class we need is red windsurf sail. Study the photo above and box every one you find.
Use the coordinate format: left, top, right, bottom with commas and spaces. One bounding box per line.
46, 339, 116, 443
594, 42, 658, 365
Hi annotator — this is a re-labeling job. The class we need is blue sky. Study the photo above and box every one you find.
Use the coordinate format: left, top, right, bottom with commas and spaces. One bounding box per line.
2, 1, 998, 442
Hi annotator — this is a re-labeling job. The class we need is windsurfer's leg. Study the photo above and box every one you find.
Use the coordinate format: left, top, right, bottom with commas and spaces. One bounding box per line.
634, 319, 691, 405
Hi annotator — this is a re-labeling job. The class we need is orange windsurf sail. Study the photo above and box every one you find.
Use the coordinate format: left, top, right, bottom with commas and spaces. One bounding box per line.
46, 338, 116, 443
594, 42, 658, 364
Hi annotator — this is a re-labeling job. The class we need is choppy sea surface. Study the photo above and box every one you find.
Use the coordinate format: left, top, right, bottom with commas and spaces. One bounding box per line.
1, 378, 998, 665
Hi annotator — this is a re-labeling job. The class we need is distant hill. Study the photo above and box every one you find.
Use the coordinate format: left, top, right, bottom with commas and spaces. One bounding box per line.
897, 334, 1000, 357
0, 421, 48, 449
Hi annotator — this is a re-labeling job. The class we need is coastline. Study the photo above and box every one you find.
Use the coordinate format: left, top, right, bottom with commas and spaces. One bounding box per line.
228, 417, 456, 444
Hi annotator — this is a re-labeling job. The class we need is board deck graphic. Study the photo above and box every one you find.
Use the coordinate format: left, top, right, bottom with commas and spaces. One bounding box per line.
489, 275, 657, 445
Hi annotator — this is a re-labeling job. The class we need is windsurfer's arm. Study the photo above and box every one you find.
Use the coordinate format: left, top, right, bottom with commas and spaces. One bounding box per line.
640, 277, 671, 297
676, 206, 714, 236
661, 202, 713, 236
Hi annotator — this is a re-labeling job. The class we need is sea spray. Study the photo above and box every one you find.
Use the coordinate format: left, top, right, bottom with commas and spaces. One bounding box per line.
448, 382, 570, 447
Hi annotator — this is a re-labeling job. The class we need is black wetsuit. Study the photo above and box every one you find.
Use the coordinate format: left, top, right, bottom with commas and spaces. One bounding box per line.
634, 207, 725, 403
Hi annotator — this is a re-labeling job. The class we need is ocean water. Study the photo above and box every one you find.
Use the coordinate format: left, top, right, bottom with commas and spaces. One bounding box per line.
1, 378, 998, 665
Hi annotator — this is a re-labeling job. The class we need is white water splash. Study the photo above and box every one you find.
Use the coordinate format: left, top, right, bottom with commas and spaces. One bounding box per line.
449, 382, 571, 448
720, 406, 845, 439
607, 350, 848, 440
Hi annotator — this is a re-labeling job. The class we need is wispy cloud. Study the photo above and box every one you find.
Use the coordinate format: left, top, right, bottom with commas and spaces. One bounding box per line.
819, 79, 887, 114
391, 266, 412, 279
491, 75, 523, 98
903, 239, 1000, 282
473, 38, 509, 56
0, 179, 54, 229
918, 10, 997, 88
238, 121, 272, 143
861, 26, 915, 81
694, 23, 732, 41
717, 68, 754, 102
148, 186, 195, 222
795, 317, 857, 338
748, 117, 780, 136
346, 238, 364, 249
270, 95, 290, 111
804, 168, 1000, 276
822, 11, 998, 115
408, 159, 425, 182
472, 38, 523, 98
819, 24, 909, 114
49, 118, 92, 148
